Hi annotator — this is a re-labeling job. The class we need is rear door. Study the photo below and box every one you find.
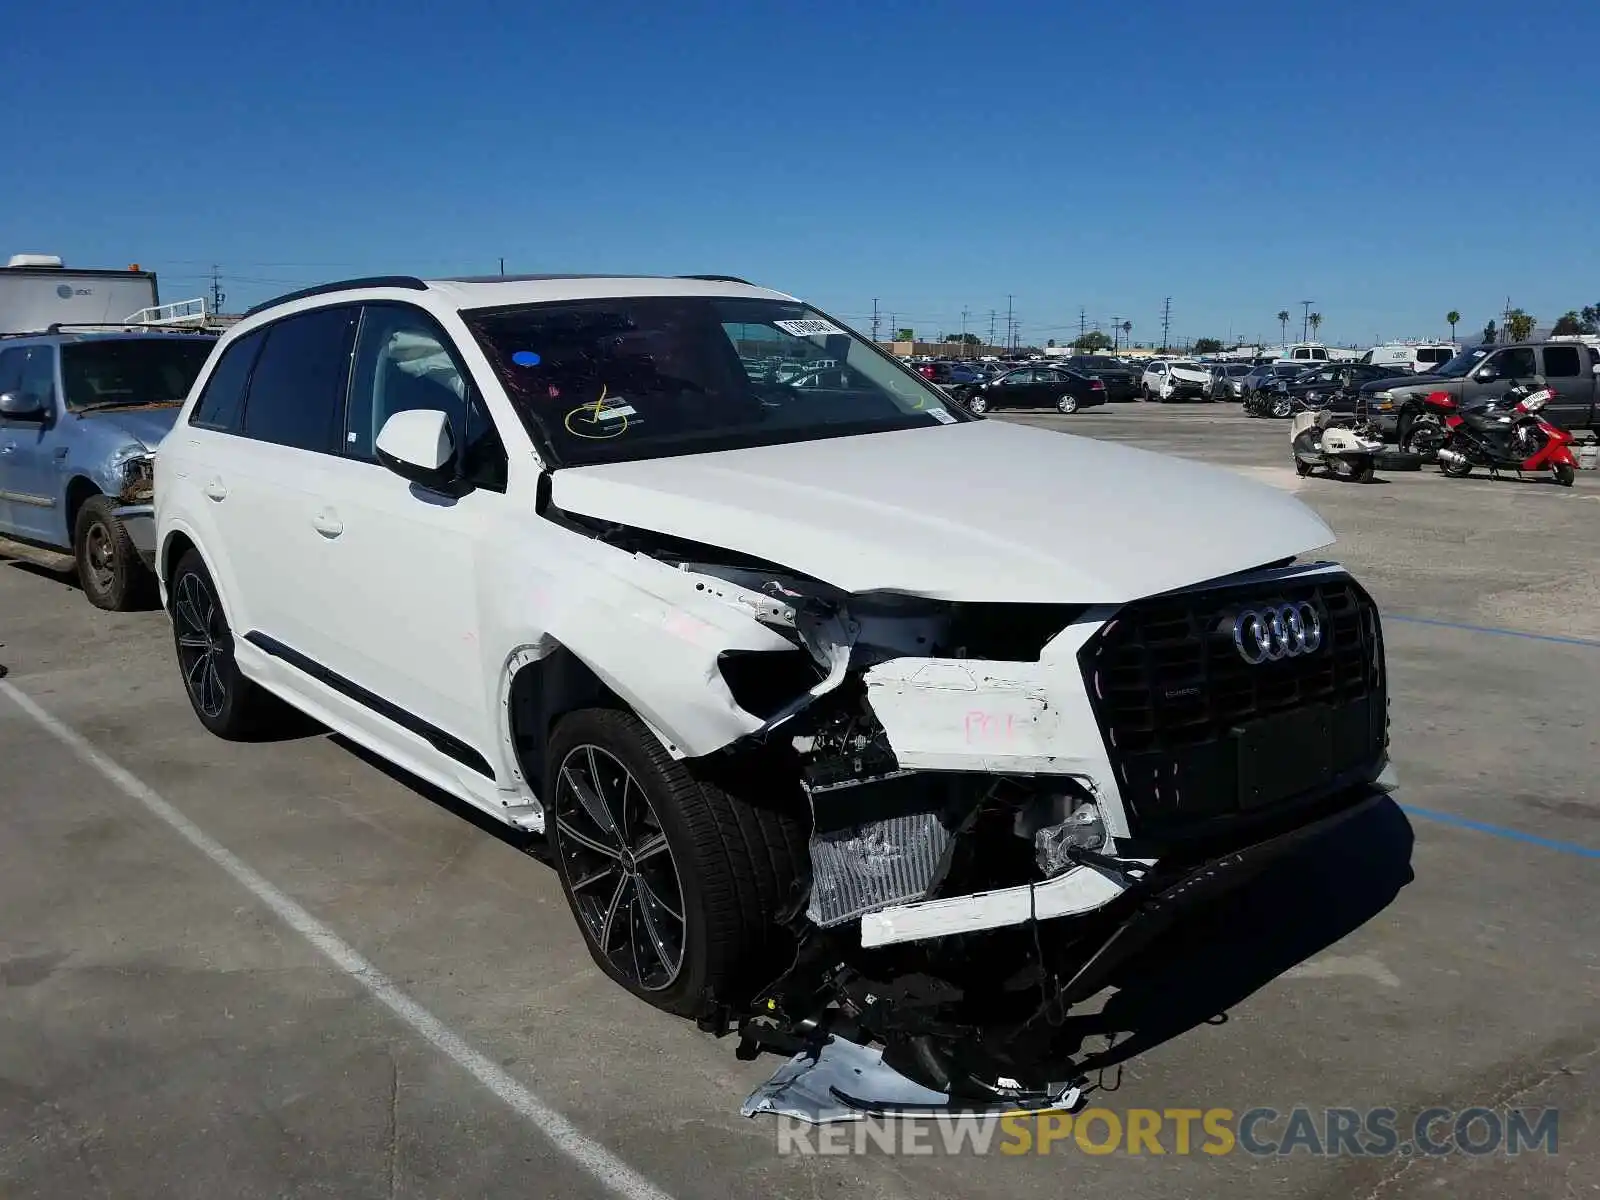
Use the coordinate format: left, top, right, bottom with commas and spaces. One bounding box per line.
217, 305, 361, 658
1536, 344, 1590, 430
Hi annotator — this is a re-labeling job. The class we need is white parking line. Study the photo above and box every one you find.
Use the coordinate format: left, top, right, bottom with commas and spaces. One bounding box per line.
0, 679, 675, 1200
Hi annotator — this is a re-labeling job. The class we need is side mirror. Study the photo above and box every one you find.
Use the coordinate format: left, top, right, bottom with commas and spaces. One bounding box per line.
0, 390, 48, 421
375, 409, 460, 493
1474, 368, 1497, 382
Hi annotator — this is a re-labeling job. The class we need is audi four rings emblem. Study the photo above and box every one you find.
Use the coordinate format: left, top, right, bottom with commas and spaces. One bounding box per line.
1232, 603, 1323, 664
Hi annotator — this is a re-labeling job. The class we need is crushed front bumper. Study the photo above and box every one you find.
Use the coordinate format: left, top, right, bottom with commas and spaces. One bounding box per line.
110, 504, 156, 569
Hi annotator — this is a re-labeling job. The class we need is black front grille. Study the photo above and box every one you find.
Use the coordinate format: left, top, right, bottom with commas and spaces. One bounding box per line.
1080, 573, 1386, 836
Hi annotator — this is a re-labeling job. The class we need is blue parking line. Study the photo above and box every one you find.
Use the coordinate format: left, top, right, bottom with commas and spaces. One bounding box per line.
1386, 614, 1600, 650
1400, 804, 1600, 860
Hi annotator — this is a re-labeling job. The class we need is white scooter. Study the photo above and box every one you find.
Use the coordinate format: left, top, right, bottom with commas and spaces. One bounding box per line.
1290, 408, 1385, 483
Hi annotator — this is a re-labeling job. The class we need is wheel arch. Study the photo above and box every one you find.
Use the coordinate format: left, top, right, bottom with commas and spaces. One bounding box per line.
504, 643, 629, 801
158, 529, 239, 630
64, 476, 102, 544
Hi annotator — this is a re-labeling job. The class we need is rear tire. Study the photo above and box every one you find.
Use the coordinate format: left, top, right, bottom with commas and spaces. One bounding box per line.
546, 708, 808, 1018
74, 496, 155, 612
169, 549, 290, 737
1056, 393, 1079, 414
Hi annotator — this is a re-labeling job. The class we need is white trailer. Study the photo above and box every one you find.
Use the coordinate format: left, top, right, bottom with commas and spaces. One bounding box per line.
0, 253, 160, 334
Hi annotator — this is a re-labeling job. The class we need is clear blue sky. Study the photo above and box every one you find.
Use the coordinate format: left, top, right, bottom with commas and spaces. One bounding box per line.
4, 0, 1595, 348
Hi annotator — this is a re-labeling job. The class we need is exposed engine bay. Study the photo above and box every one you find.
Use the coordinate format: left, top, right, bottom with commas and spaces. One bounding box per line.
545, 511, 1394, 1119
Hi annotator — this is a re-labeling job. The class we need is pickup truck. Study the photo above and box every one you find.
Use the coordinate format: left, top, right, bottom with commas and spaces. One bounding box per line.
1356, 341, 1600, 450
0, 329, 216, 609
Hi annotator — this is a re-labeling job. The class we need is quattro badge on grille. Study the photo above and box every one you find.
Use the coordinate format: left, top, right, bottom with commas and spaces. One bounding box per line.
1232, 603, 1322, 664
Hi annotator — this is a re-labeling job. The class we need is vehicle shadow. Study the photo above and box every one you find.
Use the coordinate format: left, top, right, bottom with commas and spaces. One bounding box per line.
3, 559, 80, 590
327, 733, 550, 862
1060, 797, 1415, 1077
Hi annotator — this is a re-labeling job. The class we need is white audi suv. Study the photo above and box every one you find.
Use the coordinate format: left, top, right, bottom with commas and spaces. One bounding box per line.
153, 273, 1392, 1114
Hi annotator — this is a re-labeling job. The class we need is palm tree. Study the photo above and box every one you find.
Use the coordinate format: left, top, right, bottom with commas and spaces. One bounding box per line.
1446, 310, 1460, 342
1121, 320, 1132, 345
1308, 312, 1323, 341
1276, 310, 1290, 346
1505, 309, 1535, 343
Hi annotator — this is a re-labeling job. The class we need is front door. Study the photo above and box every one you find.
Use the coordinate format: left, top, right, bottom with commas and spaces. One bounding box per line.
0, 345, 64, 544
302, 302, 509, 784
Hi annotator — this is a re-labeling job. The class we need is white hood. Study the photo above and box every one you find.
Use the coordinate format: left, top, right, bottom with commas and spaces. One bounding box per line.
550, 421, 1334, 604
1168, 365, 1210, 383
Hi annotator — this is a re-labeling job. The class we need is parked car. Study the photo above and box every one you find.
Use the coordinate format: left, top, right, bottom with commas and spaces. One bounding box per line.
1060, 355, 1138, 400
1358, 341, 1600, 449
1242, 361, 1310, 401
959, 365, 1107, 413
917, 360, 985, 388
1253, 363, 1414, 420
1206, 362, 1253, 400
152, 273, 1390, 1106
1141, 359, 1211, 401
0, 329, 217, 608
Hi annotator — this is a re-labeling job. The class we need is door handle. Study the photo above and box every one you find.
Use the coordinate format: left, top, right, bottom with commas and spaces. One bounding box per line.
204, 480, 228, 502
311, 511, 343, 538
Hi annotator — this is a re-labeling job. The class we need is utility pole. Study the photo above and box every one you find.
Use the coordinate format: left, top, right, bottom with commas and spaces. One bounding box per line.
1006, 295, 1014, 352
1160, 298, 1172, 352
1110, 316, 1123, 351
499, 256, 506, 276
1078, 306, 1087, 346
988, 310, 997, 352
960, 307, 970, 356
871, 298, 880, 344
209, 264, 226, 316
1300, 299, 1314, 342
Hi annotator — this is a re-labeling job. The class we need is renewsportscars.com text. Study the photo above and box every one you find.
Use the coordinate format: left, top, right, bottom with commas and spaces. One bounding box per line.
775, 1106, 1559, 1158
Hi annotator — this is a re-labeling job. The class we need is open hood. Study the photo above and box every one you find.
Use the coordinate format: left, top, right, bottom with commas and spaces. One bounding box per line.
550, 421, 1335, 604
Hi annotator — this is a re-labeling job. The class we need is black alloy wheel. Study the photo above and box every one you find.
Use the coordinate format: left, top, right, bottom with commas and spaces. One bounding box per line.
552, 743, 687, 993
173, 568, 231, 722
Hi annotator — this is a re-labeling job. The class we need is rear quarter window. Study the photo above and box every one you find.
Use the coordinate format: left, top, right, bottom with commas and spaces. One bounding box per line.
240, 307, 360, 453
190, 331, 265, 432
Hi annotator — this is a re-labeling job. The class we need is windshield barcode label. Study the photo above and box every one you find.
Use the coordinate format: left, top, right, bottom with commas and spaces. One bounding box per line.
774, 319, 842, 338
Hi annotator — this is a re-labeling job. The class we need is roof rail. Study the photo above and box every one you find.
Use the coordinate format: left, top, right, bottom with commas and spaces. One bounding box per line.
243, 275, 428, 318
678, 274, 753, 285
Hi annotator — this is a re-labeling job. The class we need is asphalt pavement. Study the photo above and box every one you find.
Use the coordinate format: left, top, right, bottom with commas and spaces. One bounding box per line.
1, 402, 1594, 1199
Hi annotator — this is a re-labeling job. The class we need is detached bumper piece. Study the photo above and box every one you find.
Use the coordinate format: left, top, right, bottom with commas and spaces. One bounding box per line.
742, 1035, 1082, 1125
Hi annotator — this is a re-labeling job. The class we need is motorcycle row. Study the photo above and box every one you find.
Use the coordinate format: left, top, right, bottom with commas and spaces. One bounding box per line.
1281, 379, 1582, 487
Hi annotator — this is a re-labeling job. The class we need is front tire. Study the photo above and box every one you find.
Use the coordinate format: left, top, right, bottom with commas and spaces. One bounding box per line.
1439, 452, 1473, 478
546, 708, 807, 1018
966, 394, 989, 414
74, 495, 155, 612
1055, 393, 1079, 414
169, 549, 287, 737
1270, 394, 1293, 419
1554, 462, 1576, 487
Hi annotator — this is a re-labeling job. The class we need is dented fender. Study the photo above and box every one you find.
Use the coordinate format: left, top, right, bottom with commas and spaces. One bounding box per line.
497, 537, 799, 759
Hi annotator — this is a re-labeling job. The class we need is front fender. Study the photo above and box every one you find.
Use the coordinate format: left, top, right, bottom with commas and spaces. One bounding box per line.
495, 537, 797, 758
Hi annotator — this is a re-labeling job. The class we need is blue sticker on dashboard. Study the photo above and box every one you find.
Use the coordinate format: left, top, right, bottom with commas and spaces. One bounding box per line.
511, 350, 541, 367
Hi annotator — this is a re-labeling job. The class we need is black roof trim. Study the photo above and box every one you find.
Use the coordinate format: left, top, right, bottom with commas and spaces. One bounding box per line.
243, 276, 427, 318
678, 274, 753, 285
442, 273, 634, 284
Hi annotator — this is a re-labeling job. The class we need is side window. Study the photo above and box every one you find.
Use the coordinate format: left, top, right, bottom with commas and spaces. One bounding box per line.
1493, 347, 1538, 378
0, 347, 23, 395
16, 347, 57, 407
347, 305, 506, 491
242, 306, 359, 453
1541, 346, 1581, 378
190, 330, 265, 432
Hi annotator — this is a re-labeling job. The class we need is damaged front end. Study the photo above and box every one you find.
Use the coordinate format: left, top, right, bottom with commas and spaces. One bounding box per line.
560, 517, 1393, 1121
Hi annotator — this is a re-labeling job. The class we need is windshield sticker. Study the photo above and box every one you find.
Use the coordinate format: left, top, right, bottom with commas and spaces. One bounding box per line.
511, 350, 542, 367
563, 386, 634, 439
929, 408, 956, 424
773, 319, 843, 338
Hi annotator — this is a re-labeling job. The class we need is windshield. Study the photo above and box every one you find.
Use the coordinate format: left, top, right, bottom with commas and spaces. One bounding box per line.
61, 337, 216, 410
1431, 346, 1492, 378
463, 297, 968, 466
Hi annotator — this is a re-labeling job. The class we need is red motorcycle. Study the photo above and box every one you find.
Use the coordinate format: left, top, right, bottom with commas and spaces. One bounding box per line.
1425, 381, 1578, 487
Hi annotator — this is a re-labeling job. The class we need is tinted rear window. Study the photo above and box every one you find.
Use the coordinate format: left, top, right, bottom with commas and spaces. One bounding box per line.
1542, 346, 1581, 377
242, 307, 359, 453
